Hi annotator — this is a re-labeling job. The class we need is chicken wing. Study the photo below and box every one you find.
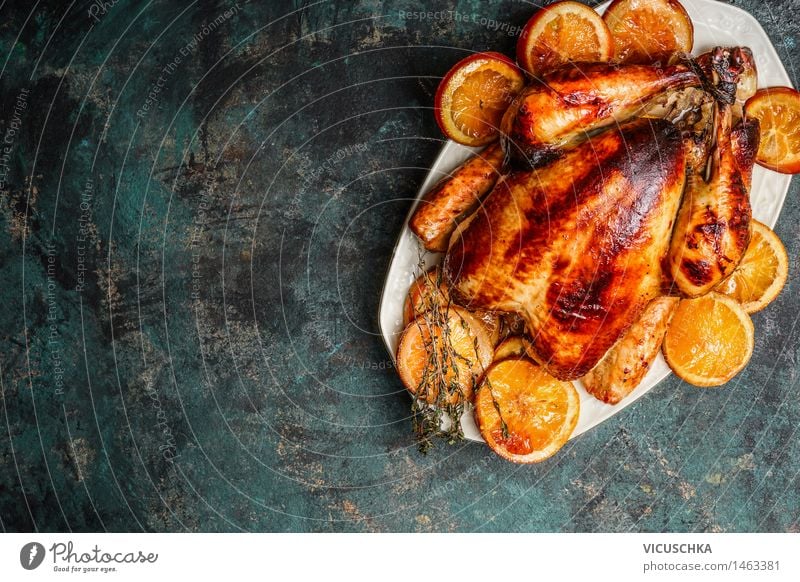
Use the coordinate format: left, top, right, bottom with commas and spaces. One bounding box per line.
500, 62, 700, 167
444, 119, 686, 380
582, 296, 679, 404
409, 143, 505, 252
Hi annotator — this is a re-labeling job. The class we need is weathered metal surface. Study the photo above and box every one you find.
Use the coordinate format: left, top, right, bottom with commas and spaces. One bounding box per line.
0, 0, 797, 532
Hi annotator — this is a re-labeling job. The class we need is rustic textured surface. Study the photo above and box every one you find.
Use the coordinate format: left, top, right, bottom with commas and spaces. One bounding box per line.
0, 0, 797, 532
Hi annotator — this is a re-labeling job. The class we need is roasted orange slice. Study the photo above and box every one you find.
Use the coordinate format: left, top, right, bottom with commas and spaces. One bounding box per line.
516, 0, 613, 76
403, 269, 500, 345
403, 268, 449, 326
662, 293, 754, 387
397, 306, 493, 405
435, 52, 525, 146
493, 335, 536, 363
716, 220, 788, 313
745, 87, 800, 174
603, 0, 694, 64
475, 358, 579, 463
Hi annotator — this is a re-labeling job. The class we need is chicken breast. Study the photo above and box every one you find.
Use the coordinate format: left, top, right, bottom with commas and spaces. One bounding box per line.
444, 119, 686, 380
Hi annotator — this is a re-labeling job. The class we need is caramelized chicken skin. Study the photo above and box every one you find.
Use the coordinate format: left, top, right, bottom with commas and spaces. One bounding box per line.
668, 107, 756, 297
409, 143, 505, 252
731, 117, 760, 190
444, 119, 687, 380
500, 61, 700, 167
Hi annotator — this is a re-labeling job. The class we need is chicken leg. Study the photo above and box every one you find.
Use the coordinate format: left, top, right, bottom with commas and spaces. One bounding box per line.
668, 48, 759, 298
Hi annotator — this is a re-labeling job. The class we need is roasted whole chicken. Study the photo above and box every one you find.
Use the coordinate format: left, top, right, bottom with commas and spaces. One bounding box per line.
409, 47, 760, 395
445, 118, 686, 380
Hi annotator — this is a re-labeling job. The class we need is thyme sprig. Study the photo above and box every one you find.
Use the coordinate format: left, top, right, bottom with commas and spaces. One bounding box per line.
406, 250, 518, 452
482, 375, 510, 441
408, 251, 480, 453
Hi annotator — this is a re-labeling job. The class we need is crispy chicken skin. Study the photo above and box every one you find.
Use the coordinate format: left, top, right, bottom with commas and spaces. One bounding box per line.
444, 119, 686, 380
500, 62, 700, 167
582, 296, 679, 404
668, 103, 754, 297
731, 117, 760, 190
409, 143, 505, 252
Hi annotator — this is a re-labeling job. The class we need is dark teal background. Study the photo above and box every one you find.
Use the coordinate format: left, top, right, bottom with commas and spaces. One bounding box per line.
0, 0, 797, 532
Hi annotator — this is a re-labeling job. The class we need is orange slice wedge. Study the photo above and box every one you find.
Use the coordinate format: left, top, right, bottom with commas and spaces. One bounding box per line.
516, 0, 613, 76
745, 87, 800, 174
403, 267, 449, 326
435, 52, 525, 146
397, 306, 493, 405
716, 220, 789, 313
475, 358, 579, 463
603, 0, 694, 64
662, 293, 754, 387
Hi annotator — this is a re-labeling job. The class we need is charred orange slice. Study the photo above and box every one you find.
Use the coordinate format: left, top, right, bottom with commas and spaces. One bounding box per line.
663, 293, 754, 387
403, 268, 449, 326
745, 87, 800, 174
517, 1, 613, 76
716, 220, 789, 313
475, 359, 579, 463
435, 52, 525, 146
603, 0, 694, 64
397, 306, 493, 405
